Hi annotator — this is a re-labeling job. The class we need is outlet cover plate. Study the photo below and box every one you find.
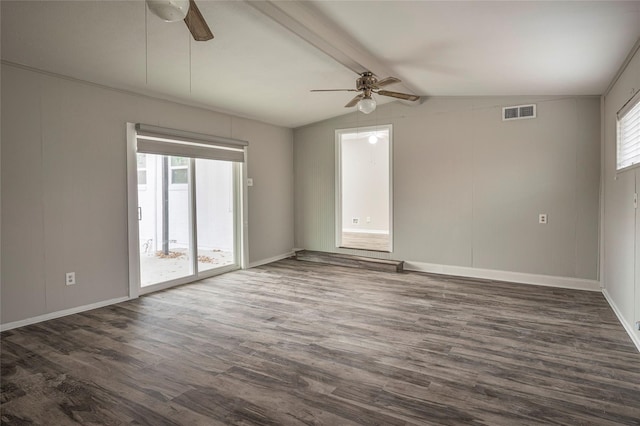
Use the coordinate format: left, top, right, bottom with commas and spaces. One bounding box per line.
66, 272, 76, 286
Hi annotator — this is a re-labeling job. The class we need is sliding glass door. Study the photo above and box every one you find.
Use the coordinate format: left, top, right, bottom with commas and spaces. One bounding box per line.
128, 123, 246, 296
137, 154, 193, 287
195, 158, 236, 274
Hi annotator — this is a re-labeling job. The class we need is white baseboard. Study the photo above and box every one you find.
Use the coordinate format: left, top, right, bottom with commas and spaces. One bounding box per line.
602, 289, 640, 352
404, 260, 601, 292
248, 251, 296, 268
0, 296, 131, 332
342, 229, 390, 234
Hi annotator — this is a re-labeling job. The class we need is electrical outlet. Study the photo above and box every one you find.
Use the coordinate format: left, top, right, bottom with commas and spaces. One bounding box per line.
352, 217, 359, 225
539, 214, 548, 224
366, 216, 371, 223
66, 272, 76, 286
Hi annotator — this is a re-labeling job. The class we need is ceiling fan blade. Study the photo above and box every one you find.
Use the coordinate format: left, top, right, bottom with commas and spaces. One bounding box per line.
377, 90, 420, 102
184, 0, 213, 41
374, 77, 401, 88
310, 89, 358, 92
345, 94, 364, 108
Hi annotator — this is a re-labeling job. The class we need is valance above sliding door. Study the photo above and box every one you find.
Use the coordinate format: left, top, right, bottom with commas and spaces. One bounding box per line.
135, 123, 248, 162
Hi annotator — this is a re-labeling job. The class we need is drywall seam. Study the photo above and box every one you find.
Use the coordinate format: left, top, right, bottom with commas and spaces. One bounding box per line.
598, 96, 605, 285
0, 60, 280, 129
604, 37, 640, 97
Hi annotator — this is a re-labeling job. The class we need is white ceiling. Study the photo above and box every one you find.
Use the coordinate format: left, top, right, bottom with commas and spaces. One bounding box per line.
2, 1, 639, 128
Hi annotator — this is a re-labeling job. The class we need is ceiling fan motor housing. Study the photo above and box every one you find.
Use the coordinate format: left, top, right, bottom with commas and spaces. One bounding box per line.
309, 71, 418, 108
356, 72, 378, 91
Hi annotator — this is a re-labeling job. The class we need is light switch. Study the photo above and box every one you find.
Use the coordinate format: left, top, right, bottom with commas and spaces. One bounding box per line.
247, 178, 253, 187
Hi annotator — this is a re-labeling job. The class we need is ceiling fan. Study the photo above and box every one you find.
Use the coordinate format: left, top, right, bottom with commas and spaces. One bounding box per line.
146, 0, 213, 41
311, 71, 420, 114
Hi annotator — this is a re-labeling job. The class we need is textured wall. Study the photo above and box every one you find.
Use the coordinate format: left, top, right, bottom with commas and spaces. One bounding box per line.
602, 42, 640, 345
1, 64, 294, 325
294, 96, 600, 279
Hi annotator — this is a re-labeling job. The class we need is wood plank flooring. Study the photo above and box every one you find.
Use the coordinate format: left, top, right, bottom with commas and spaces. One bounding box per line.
2, 259, 639, 425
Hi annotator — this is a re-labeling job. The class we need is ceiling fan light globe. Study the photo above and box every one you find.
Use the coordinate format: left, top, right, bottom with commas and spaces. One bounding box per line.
357, 97, 376, 114
147, 0, 190, 22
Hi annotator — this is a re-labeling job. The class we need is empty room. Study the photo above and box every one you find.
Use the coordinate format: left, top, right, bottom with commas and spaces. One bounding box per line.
1, 1, 640, 424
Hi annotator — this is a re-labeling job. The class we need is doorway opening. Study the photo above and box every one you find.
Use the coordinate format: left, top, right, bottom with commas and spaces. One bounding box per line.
336, 124, 392, 252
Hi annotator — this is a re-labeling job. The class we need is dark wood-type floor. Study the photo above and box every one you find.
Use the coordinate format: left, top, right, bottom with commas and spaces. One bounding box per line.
2, 259, 639, 425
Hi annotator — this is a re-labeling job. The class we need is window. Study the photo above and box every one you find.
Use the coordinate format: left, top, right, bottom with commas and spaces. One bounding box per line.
170, 156, 189, 184
137, 153, 147, 185
617, 91, 640, 171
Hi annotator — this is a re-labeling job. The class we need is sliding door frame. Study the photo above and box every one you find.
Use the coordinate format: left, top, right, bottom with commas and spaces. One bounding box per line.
126, 123, 248, 299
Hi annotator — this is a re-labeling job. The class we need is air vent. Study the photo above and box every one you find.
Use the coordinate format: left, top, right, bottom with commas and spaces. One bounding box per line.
503, 107, 518, 119
502, 104, 537, 121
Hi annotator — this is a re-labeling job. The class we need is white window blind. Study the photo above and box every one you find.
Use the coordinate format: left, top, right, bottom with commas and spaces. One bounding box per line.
617, 91, 640, 171
135, 124, 248, 163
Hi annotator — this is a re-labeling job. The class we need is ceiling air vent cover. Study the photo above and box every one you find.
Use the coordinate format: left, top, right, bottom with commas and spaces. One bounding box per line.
502, 104, 536, 121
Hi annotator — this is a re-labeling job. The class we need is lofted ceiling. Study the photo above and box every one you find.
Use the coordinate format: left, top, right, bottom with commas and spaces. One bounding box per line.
2, 1, 639, 128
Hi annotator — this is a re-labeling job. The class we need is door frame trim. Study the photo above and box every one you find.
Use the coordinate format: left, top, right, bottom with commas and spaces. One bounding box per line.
335, 124, 393, 252
127, 123, 141, 299
126, 123, 247, 299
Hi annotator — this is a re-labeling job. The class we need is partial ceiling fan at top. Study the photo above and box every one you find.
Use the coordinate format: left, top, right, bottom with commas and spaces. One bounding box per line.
146, 0, 213, 41
311, 72, 421, 114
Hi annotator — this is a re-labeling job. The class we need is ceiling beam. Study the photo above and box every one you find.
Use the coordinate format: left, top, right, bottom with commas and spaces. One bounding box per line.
246, 0, 423, 104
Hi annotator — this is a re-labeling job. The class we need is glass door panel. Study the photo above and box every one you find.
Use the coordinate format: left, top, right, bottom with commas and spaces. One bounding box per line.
195, 159, 236, 274
137, 153, 194, 287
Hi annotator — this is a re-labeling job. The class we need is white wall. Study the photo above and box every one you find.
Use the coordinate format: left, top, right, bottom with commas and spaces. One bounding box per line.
0, 64, 294, 326
341, 135, 389, 233
601, 41, 640, 349
294, 96, 600, 285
